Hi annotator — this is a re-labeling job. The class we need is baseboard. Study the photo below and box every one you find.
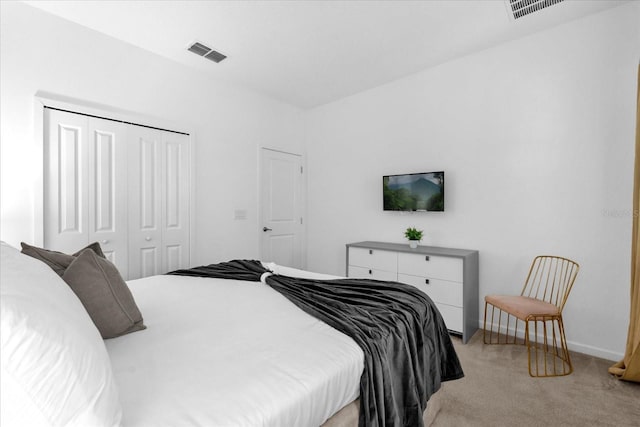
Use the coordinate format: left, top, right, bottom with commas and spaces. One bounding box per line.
565, 340, 623, 362
483, 321, 623, 362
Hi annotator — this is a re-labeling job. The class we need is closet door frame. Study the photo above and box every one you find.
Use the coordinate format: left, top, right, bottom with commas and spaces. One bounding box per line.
33, 93, 196, 271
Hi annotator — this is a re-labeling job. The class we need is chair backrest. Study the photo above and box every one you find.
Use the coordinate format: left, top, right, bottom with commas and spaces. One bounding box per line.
520, 255, 580, 312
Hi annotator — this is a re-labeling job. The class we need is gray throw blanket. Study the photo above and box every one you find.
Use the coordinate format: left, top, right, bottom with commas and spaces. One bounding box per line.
168, 260, 463, 427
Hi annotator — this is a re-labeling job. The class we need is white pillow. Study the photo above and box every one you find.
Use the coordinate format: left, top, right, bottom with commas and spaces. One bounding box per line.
0, 242, 122, 427
262, 262, 343, 281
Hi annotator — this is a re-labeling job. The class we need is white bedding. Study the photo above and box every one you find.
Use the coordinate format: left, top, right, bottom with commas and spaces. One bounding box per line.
105, 272, 364, 427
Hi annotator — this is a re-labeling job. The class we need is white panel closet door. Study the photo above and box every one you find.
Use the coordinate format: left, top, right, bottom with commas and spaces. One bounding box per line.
45, 108, 190, 280
44, 109, 129, 277
128, 127, 190, 279
88, 118, 128, 278
44, 109, 89, 252
161, 131, 190, 273
128, 127, 163, 280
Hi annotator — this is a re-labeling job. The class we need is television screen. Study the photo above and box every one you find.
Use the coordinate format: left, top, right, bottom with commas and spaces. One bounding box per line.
383, 171, 444, 211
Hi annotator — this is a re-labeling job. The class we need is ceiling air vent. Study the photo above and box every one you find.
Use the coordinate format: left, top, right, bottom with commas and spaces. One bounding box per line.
508, 0, 564, 20
204, 50, 227, 63
187, 41, 227, 63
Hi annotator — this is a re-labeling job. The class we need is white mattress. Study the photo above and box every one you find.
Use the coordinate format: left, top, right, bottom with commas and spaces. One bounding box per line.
105, 272, 364, 427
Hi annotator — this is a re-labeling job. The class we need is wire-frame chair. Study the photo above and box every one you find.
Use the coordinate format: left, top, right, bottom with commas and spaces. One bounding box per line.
483, 255, 580, 377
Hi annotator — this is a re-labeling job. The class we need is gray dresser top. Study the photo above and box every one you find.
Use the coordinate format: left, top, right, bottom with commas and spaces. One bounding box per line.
346, 241, 478, 258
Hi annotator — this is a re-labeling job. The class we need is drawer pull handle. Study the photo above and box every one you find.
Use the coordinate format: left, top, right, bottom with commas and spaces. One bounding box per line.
425, 256, 430, 261
369, 269, 372, 275
369, 250, 373, 255
425, 279, 430, 285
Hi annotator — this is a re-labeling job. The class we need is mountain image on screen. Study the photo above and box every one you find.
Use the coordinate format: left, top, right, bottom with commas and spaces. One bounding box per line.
383, 172, 444, 211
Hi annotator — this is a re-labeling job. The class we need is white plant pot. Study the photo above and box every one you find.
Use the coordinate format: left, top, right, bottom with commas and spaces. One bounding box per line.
409, 240, 419, 249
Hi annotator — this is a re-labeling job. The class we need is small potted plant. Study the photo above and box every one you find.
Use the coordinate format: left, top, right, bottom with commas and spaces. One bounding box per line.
404, 227, 423, 249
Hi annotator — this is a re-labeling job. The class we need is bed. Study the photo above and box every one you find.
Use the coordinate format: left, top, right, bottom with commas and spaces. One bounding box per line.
0, 242, 460, 427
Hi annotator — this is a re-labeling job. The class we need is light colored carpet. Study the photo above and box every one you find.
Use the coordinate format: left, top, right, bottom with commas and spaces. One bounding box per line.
431, 331, 640, 426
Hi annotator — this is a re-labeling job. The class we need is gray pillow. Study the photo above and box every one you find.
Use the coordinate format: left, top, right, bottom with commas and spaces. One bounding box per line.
62, 249, 146, 339
20, 242, 106, 276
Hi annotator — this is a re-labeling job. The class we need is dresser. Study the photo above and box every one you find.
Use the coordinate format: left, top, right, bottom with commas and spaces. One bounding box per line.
346, 241, 479, 343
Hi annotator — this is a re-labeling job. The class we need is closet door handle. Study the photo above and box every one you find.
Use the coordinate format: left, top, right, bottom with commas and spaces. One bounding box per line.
425, 279, 430, 285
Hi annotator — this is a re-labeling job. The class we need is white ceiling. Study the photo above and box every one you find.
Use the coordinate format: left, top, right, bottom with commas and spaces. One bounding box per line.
25, 0, 628, 109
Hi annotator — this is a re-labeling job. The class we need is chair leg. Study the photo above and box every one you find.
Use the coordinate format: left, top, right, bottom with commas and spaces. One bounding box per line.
556, 317, 573, 375
526, 316, 573, 377
483, 302, 501, 344
483, 302, 519, 345
483, 301, 502, 344
483, 301, 489, 343
484, 302, 501, 344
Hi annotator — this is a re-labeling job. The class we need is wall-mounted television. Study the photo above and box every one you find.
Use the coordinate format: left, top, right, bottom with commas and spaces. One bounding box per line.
383, 171, 444, 211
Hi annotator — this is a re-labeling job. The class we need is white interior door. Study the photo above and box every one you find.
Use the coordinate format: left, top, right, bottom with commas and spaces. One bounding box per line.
260, 148, 304, 268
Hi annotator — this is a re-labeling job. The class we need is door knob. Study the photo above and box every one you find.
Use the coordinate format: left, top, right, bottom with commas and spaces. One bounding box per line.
101, 240, 109, 244
145, 236, 152, 241
263, 227, 272, 232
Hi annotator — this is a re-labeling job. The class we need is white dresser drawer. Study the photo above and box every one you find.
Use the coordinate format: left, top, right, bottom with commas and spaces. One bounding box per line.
435, 303, 463, 333
348, 265, 397, 282
398, 253, 463, 282
349, 247, 397, 272
398, 273, 462, 307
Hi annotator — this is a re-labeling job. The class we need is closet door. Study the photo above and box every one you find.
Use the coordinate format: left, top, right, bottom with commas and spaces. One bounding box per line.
44, 109, 129, 277
88, 118, 128, 278
44, 109, 89, 252
161, 131, 190, 273
128, 127, 190, 279
128, 127, 163, 279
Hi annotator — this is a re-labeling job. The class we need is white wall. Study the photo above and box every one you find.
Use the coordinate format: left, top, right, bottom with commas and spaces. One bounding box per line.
305, 3, 640, 360
0, 2, 304, 264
